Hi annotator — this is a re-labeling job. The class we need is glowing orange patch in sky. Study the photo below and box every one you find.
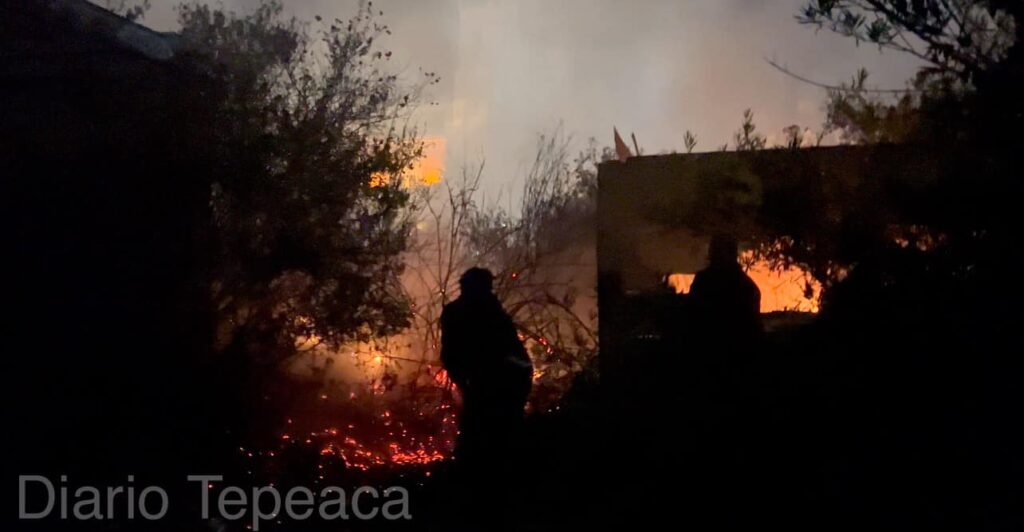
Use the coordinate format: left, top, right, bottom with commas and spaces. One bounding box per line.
412, 136, 445, 185
367, 136, 445, 188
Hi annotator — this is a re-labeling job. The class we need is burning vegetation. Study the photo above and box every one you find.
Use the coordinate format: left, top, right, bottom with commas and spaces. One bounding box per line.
263, 129, 600, 474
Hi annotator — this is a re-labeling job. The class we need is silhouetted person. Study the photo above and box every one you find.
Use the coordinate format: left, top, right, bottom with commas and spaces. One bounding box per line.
685, 235, 762, 415
689, 235, 762, 351
439, 268, 532, 530
686, 236, 764, 521
441, 267, 533, 465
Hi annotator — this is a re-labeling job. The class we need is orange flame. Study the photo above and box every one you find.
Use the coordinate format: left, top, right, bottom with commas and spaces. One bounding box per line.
369, 136, 445, 188
668, 255, 821, 313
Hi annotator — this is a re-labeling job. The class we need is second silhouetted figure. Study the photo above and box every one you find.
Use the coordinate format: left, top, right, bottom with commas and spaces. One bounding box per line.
688, 235, 763, 382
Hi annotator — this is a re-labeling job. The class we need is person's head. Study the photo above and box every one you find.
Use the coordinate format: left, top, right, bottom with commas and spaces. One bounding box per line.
459, 267, 494, 298
707, 235, 739, 267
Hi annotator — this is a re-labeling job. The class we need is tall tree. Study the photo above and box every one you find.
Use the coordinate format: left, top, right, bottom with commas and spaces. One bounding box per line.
176, 0, 437, 368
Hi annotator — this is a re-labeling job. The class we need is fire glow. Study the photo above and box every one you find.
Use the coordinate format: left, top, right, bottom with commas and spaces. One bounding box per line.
668, 253, 821, 313
304, 404, 456, 471
246, 401, 457, 476
370, 136, 445, 188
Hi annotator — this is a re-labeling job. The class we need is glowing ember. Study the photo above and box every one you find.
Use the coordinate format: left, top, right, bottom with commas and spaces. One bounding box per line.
245, 393, 458, 475
306, 414, 455, 471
